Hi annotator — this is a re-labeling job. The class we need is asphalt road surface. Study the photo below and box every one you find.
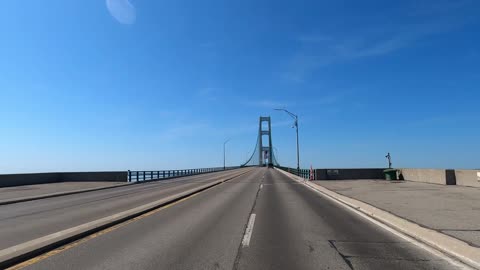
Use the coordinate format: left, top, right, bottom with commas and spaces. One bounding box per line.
8, 168, 462, 270
0, 168, 252, 250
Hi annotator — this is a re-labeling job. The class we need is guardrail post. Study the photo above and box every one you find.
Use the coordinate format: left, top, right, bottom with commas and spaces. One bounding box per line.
128, 170, 131, 182
151, 171, 153, 180
163, 171, 165, 178
143, 171, 146, 181
136, 171, 139, 182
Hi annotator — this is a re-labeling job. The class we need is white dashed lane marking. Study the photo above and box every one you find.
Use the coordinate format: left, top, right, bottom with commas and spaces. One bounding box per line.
241, 214, 256, 247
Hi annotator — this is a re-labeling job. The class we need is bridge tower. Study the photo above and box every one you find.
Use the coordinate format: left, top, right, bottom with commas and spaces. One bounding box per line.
258, 116, 273, 166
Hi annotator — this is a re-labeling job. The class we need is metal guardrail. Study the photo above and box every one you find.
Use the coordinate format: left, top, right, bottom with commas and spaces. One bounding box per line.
275, 166, 310, 179
127, 166, 242, 182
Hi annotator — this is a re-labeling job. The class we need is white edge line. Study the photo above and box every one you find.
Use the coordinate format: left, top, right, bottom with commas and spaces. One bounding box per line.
275, 169, 476, 270
242, 214, 256, 247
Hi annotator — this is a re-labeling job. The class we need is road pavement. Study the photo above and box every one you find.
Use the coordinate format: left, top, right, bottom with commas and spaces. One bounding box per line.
315, 179, 480, 247
12, 168, 463, 270
0, 182, 126, 202
0, 168, 251, 250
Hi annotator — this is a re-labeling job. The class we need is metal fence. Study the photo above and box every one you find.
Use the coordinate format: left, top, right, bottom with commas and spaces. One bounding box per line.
127, 166, 242, 182
275, 166, 311, 179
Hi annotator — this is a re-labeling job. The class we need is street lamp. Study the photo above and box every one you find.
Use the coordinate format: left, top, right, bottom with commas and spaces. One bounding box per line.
223, 139, 231, 170
274, 108, 300, 172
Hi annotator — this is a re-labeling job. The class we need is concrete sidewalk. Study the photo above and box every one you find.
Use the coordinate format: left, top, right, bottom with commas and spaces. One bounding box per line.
312, 180, 480, 247
0, 182, 128, 203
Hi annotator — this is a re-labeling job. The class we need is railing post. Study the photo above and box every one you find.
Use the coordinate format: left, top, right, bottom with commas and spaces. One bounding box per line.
151, 171, 153, 180
128, 170, 131, 182
136, 171, 139, 182
143, 171, 146, 181
163, 171, 166, 178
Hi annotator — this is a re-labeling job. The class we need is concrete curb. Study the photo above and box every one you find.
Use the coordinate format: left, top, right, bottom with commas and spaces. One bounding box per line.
275, 168, 480, 269
0, 168, 253, 268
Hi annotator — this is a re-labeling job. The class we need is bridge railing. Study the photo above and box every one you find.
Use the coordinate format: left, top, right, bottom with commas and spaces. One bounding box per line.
127, 166, 243, 182
275, 166, 310, 179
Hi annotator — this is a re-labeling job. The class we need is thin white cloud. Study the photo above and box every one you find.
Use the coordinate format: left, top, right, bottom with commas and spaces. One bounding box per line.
243, 100, 289, 109
284, 16, 470, 82
297, 35, 332, 43
407, 0, 473, 16
197, 87, 226, 102
314, 95, 342, 106
271, 119, 295, 128
157, 123, 210, 141
106, 0, 136, 25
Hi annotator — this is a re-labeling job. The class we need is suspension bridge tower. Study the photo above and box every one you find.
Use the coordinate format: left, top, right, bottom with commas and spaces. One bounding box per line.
259, 116, 273, 167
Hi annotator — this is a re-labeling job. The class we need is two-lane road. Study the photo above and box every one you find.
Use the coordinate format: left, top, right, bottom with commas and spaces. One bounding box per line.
0, 168, 252, 250
9, 168, 463, 270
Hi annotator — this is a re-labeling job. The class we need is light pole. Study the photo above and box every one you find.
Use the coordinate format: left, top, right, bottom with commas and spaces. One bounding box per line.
386, 152, 392, 169
275, 108, 300, 172
223, 139, 230, 170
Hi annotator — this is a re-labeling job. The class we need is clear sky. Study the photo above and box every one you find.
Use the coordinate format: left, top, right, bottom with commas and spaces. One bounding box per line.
1, 0, 479, 173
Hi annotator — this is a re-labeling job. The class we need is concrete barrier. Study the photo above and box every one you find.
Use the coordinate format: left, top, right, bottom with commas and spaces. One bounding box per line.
454, 170, 480, 188
314, 168, 385, 180
398, 169, 456, 185
0, 172, 128, 188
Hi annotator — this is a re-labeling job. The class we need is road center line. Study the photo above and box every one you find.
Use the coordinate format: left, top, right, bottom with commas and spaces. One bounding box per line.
241, 214, 256, 247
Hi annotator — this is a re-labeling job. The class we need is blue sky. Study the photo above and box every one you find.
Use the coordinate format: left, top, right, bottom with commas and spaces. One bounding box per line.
1, 0, 479, 173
